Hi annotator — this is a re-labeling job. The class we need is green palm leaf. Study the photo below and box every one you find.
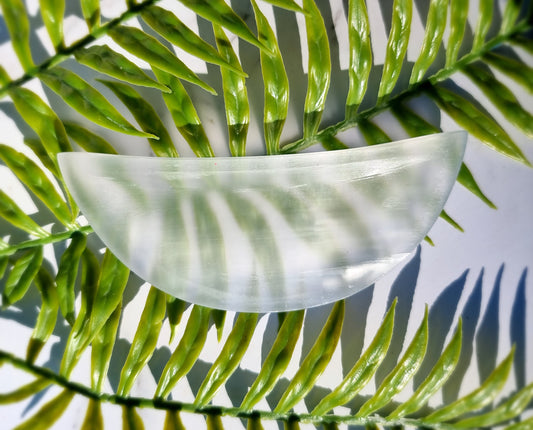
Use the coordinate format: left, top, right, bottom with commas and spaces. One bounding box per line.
302, 0, 331, 138
108, 25, 217, 95
26, 268, 58, 363
74, 45, 171, 93
13, 389, 74, 430
118, 287, 167, 396
377, 0, 412, 100
275, 301, 344, 414
0, 0, 33, 71
39, 0, 65, 51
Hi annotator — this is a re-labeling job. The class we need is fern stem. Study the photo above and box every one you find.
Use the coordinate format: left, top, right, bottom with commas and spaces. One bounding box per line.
0, 225, 93, 257
0, 349, 461, 429
0, 0, 162, 99
281, 19, 531, 154
427, 20, 531, 84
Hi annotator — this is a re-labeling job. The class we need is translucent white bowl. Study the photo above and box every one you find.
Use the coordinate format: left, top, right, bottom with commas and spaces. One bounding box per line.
58, 131, 466, 312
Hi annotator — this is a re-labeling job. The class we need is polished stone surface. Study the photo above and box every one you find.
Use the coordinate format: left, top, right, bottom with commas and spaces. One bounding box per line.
59, 131, 466, 311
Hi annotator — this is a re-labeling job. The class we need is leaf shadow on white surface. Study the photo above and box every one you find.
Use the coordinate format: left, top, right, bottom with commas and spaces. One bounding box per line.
414, 268, 469, 387
442, 268, 484, 403
374, 246, 421, 386
340, 284, 375, 375
476, 265, 503, 384
511, 268, 527, 389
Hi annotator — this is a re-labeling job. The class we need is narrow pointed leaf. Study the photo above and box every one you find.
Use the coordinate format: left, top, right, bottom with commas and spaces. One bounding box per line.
457, 163, 496, 209
87, 251, 129, 341
156, 305, 211, 398
141, 6, 245, 76
206, 415, 224, 430
472, 0, 493, 51
484, 52, 533, 94
320, 135, 348, 151
359, 119, 391, 145
214, 25, 249, 156
177, 0, 266, 51
263, 0, 305, 13
56, 231, 87, 325
13, 389, 75, 430
122, 406, 145, 430
504, 415, 533, 430
247, 417, 265, 430
423, 347, 515, 423
166, 296, 186, 343
312, 301, 397, 415
80, 0, 100, 31
463, 62, 533, 137
164, 411, 185, 430
9, 87, 72, 163
357, 307, 429, 417
100, 80, 179, 157
64, 122, 118, 154
500, 0, 522, 34
26, 268, 59, 364
23, 138, 59, 178
39, 0, 65, 50
38, 67, 154, 138
427, 85, 530, 165
2, 247, 43, 307
61, 249, 129, 377
59, 248, 98, 376
303, 0, 331, 138
118, 287, 166, 396
91, 300, 121, 392
455, 382, 533, 428
0, 65, 10, 86
0, 255, 8, 279
211, 309, 226, 342
388, 319, 462, 419
439, 210, 463, 232
392, 102, 439, 135
0, 0, 33, 70
109, 26, 216, 95
252, 0, 289, 154
275, 301, 345, 414
345, 0, 372, 118
80, 251, 99, 310
241, 310, 305, 411
81, 399, 103, 430
75, 45, 170, 93
446, 0, 468, 67
409, 0, 447, 84
0, 378, 50, 404
152, 67, 214, 157
195, 313, 258, 406
284, 421, 301, 430
0, 190, 48, 237
378, 0, 412, 100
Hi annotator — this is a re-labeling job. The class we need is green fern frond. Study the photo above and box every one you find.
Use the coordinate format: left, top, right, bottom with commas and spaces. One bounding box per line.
0, 300, 531, 428
0, 0, 532, 428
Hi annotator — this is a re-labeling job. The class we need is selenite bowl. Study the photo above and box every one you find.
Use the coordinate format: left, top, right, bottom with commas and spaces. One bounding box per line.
58, 131, 466, 312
